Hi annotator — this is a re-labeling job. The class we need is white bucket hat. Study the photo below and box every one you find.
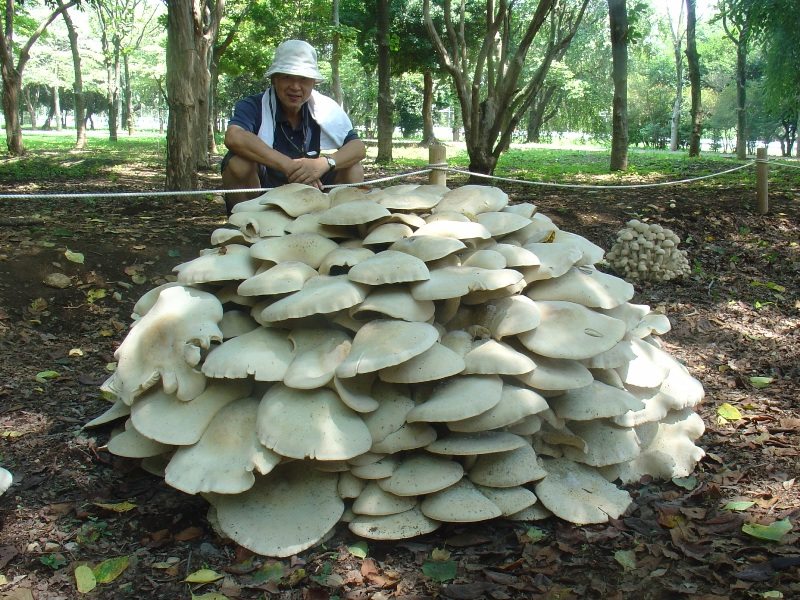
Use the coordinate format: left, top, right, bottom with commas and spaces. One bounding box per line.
265, 40, 324, 82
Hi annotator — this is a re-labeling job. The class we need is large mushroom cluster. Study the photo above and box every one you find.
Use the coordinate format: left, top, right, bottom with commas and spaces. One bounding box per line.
89, 183, 705, 558
605, 219, 691, 282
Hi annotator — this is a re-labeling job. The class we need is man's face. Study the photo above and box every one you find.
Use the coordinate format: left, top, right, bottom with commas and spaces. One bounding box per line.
272, 74, 315, 113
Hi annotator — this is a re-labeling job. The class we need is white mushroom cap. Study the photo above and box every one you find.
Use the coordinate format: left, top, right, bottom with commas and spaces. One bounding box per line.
338, 471, 366, 498
474, 295, 541, 340
521, 242, 583, 282
260, 275, 368, 322
228, 210, 293, 239
377, 453, 464, 496
379, 342, 465, 384
0, 467, 12, 496
616, 338, 671, 388
164, 397, 281, 494
317, 200, 391, 225
406, 375, 503, 423
217, 283, 258, 307
104, 286, 223, 404
284, 329, 351, 389
85, 398, 131, 428
493, 243, 540, 268
411, 266, 523, 301
328, 185, 368, 206
362, 222, 414, 245
426, 432, 528, 455
361, 382, 414, 443
257, 384, 372, 460
433, 184, 508, 215
462, 339, 535, 375
502, 202, 536, 218
219, 310, 260, 338
351, 286, 435, 323
612, 409, 705, 483
174, 245, 259, 285
420, 478, 502, 522
348, 506, 440, 540
250, 233, 339, 269
390, 235, 467, 262
475, 211, 532, 237
259, 184, 330, 216
562, 420, 641, 467
503, 215, 558, 245
373, 185, 445, 211
353, 481, 417, 516
202, 327, 293, 381
580, 340, 636, 369
468, 444, 547, 487
237, 261, 318, 296
347, 250, 430, 285
507, 502, 552, 521
412, 220, 492, 241
527, 266, 635, 309
370, 422, 438, 453
318, 246, 375, 275
534, 458, 632, 524
284, 212, 351, 238
448, 384, 548, 432
658, 356, 705, 409
350, 456, 399, 479
516, 301, 626, 360
131, 282, 183, 321
332, 373, 378, 412
107, 420, 172, 458
475, 484, 538, 516
208, 463, 343, 557
514, 355, 594, 391
505, 414, 543, 436
552, 231, 605, 265
131, 380, 251, 445
336, 320, 439, 378
548, 381, 643, 421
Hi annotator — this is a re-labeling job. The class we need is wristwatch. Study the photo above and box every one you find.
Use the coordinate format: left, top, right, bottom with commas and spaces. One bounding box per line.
325, 156, 337, 172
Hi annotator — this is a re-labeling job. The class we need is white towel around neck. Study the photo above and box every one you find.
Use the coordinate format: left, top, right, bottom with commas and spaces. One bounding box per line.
258, 87, 354, 152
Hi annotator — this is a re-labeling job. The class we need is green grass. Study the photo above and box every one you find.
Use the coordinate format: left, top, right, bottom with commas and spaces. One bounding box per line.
1, 130, 795, 191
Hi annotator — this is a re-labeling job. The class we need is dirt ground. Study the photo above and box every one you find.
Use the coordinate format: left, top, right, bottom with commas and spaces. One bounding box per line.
0, 158, 798, 600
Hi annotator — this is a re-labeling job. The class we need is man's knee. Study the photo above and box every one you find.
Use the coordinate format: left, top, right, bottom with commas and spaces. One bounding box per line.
335, 161, 364, 184
222, 155, 259, 187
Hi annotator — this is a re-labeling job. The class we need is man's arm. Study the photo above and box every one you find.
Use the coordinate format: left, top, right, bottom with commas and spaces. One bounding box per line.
285, 138, 367, 187
224, 124, 295, 175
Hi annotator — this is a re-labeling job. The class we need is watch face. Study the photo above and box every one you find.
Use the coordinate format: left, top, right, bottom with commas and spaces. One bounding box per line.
327, 157, 336, 170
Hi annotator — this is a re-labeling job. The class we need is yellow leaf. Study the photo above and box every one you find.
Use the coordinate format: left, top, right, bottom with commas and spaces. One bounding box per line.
185, 568, 224, 583
431, 548, 451, 561
75, 565, 97, 593
93, 556, 130, 583
94, 501, 137, 513
69, 348, 84, 357
65, 249, 85, 264
717, 403, 742, 421
192, 594, 231, 600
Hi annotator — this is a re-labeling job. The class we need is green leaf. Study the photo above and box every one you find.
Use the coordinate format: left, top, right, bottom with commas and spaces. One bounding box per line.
191, 594, 231, 600
168, 249, 181, 257
251, 561, 284, 584
93, 556, 130, 583
185, 568, 224, 583
65, 249, 85, 264
75, 565, 97, 594
35, 370, 60, 383
749, 376, 774, 389
348, 541, 368, 558
723, 500, 756, 511
672, 476, 697, 490
422, 559, 457, 582
86, 288, 107, 304
762, 591, 784, 598
40, 553, 68, 569
742, 519, 793, 542
524, 526, 547, 543
717, 403, 742, 421
614, 549, 637, 571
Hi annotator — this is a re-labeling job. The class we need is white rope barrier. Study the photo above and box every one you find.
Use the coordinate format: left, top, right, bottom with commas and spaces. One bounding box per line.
770, 160, 800, 171
0, 158, 768, 201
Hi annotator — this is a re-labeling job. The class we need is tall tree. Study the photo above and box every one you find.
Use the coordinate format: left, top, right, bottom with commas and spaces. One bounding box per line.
685, 0, 701, 156
376, 0, 392, 162
165, 0, 222, 191
0, 0, 77, 155
666, 0, 685, 151
608, 0, 628, 170
59, 1, 87, 148
424, 0, 590, 175
718, 0, 752, 159
331, 0, 344, 104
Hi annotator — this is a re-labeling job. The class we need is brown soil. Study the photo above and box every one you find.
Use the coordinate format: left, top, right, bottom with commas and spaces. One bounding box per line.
0, 159, 798, 600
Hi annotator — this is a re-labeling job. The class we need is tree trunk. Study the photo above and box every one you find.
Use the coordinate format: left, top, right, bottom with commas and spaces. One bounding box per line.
734, 28, 747, 159
420, 70, 436, 146
527, 86, 557, 143
166, 1, 200, 191
668, 2, 684, 152
685, 0, 701, 157
61, 2, 87, 149
608, 0, 628, 171
1, 71, 24, 155
376, 0, 392, 163
123, 53, 134, 135
331, 0, 343, 105
23, 86, 38, 129
53, 86, 62, 130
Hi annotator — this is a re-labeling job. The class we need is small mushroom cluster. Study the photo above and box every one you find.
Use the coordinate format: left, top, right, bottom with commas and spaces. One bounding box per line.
605, 219, 690, 282
89, 183, 705, 558
0, 467, 11, 496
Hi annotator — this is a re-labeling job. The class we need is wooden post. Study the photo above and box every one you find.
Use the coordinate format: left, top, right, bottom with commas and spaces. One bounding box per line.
428, 143, 447, 186
756, 147, 768, 215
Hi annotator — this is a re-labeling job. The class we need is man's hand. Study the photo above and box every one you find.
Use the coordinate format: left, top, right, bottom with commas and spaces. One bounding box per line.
285, 157, 329, 188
